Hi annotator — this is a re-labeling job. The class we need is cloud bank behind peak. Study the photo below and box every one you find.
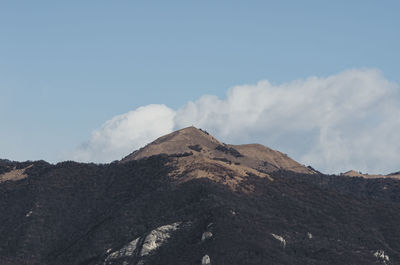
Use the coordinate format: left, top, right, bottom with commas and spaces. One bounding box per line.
73, 69, 400, 174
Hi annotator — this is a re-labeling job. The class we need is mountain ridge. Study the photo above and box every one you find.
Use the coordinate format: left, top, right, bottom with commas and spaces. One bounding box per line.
341, 170, 400, 180
1, 128, 400, 264
122, 126, 315, 175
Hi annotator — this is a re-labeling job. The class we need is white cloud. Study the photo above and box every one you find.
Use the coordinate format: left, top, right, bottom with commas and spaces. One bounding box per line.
74, 69, 400, 174
73, 104, 175, 163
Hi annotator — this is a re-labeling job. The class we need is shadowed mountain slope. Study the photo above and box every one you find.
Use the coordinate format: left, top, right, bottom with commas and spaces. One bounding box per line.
0, 128, 400, 265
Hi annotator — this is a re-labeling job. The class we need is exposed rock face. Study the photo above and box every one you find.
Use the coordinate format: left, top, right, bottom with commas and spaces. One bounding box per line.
104, 238, 140, 263
140, 222, 181, 256
201, 231, 213, 241
374, 250, 390, 264
1, 129, 400, 265
201, 254, 210, 265
271, 233, 286, 248
104, 222, 181, 264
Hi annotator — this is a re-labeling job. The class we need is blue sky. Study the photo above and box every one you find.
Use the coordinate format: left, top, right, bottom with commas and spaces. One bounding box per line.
1, 1, 400, 173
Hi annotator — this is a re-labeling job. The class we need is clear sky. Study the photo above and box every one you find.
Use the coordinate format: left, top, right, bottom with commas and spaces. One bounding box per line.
1, 1, 400, 173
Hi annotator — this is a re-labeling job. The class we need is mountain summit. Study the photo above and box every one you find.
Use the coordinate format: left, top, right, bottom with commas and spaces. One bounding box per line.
123, 126, 315, 175
1, 127, 400, 265
122, 127, 315, 192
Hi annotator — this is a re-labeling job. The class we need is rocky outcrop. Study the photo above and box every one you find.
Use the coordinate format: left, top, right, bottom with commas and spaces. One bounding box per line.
201, 255, 210, 265
104, 222, 181, 264
271, 233, 286, 248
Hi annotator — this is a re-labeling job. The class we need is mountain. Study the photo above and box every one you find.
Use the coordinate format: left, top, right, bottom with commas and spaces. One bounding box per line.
123, 126, 315, 173
341, 170, 400, 180
1, 127, 400, 265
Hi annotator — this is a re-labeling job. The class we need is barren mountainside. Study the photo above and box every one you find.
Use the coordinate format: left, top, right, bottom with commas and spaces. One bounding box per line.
1, 127, 400, 265
341, 170, 400, 180
123, 126, 315, 175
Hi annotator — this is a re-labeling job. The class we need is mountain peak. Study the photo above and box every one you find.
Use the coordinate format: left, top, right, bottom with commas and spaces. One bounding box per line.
122, 127, 315, 176
341, 170, 400, 179
121, 126, 221, 161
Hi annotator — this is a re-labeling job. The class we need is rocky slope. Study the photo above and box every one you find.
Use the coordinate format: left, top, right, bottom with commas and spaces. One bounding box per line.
1, 128, 400, 265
